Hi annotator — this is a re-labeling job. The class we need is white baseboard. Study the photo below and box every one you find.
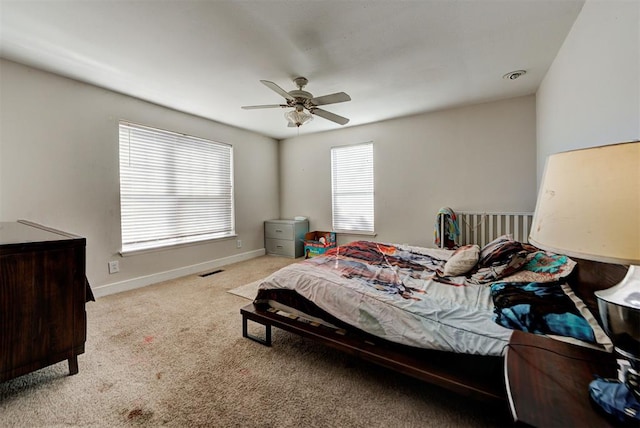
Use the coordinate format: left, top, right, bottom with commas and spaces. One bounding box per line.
92, 248, 265, 298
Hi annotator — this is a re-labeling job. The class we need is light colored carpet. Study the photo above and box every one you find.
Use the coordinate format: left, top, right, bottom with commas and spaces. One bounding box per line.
0, 255, 511, 427
227, 280, 262, 300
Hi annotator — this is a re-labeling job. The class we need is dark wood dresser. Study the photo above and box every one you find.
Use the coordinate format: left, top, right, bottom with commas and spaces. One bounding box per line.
0, 220, 88, 382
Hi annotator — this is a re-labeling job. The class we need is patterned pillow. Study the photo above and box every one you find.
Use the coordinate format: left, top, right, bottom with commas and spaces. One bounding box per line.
479, 234, 512, 257
442, 244, 479, 276
459, 234, 534, 284
469, 250, 529, 283
500, 251, 577, 283
478, 234, 521, 267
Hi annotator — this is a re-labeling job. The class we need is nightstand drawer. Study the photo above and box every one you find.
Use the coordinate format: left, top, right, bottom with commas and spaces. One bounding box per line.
265, 238, 295, 257
265, 222, 295, 240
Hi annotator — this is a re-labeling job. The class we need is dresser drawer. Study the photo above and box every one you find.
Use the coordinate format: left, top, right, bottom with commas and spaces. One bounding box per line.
265, 222, 295, 240
265, 238, 295, 257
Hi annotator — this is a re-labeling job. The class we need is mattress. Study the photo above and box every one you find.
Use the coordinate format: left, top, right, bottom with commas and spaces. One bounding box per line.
255, 241, 513, 356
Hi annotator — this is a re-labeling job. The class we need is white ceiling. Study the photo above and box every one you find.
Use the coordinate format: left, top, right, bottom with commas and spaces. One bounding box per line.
0, 0, 584, 140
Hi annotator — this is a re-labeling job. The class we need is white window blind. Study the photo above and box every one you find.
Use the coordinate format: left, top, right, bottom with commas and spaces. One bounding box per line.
331, 143, 374, 233
119, 122, 234, 253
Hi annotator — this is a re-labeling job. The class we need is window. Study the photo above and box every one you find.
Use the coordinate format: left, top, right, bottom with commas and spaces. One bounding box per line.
331, 142, 374, 233
119, 121, 234, 254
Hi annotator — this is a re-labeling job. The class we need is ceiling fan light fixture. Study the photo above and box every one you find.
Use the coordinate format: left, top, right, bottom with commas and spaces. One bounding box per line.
243, 77, 350, 127
285, 109, 313, 127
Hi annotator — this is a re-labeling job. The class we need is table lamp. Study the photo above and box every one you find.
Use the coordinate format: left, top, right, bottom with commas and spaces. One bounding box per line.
529, 141, 640, 422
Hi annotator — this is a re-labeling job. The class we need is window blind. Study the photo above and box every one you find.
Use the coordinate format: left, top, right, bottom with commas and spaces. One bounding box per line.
119, 122, 234, 253
331, 142, 374, 233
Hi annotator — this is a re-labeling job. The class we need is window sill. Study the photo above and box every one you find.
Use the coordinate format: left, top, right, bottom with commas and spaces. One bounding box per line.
333, 230, 377, 237
120, 234, 237, 257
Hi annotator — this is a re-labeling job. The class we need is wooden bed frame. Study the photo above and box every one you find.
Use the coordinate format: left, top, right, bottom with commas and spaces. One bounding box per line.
240, 257, 628, 403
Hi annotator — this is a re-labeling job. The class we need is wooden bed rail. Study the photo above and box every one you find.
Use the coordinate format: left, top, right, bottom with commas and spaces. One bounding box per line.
240, 253, 626, 407
241, 303, 506, 404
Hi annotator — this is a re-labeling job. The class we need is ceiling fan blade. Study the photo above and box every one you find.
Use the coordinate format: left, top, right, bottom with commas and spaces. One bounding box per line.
241, 104, 287, 109
310, 92, 351, 106
312, 108, 350, 125
260, 80, 295, 101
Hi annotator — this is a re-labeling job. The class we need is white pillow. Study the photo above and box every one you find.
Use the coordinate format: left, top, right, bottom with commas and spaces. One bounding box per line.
443, 244, 480, 276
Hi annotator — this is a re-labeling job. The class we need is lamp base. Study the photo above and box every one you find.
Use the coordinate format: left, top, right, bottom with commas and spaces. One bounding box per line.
595, 264, 640, 361
595, 264, 640, 307
589, 377, 640, 424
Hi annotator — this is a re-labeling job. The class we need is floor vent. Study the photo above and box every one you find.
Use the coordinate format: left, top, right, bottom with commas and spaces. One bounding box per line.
199, 269, 223, 278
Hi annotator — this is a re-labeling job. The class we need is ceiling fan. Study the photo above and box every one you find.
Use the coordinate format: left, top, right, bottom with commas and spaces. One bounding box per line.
241, 77, 351, 128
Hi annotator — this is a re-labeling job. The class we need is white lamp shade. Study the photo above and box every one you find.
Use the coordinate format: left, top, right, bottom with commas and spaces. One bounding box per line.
530, 141, 640, 265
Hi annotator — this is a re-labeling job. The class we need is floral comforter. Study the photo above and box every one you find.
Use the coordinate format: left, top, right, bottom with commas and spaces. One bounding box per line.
257, 241, 512, 355
256, 240, 609, 355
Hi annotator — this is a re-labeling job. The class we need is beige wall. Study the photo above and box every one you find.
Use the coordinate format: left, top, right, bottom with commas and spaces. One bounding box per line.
0, 59, 280, 295
7, 0, 630, 295
279, 95, 537, 248
536, 0, 640, 181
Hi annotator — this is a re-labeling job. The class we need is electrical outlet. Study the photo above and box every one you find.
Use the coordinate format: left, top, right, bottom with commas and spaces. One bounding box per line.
108, 260, 120, 274
236, 239, 242, 248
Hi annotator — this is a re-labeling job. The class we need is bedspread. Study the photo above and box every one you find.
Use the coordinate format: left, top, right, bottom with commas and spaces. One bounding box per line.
257, 241, 513, 356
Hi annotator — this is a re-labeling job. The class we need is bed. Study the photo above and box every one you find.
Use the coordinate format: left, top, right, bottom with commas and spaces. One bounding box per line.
241, 231, 627, 403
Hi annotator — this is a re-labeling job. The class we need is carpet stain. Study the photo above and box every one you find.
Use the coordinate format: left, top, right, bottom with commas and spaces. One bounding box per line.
156, 371, 164, 380
143, 336, 155, 344
97, 381, 114, 393
124, 406, 154, 424
110, 329, 133, 340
